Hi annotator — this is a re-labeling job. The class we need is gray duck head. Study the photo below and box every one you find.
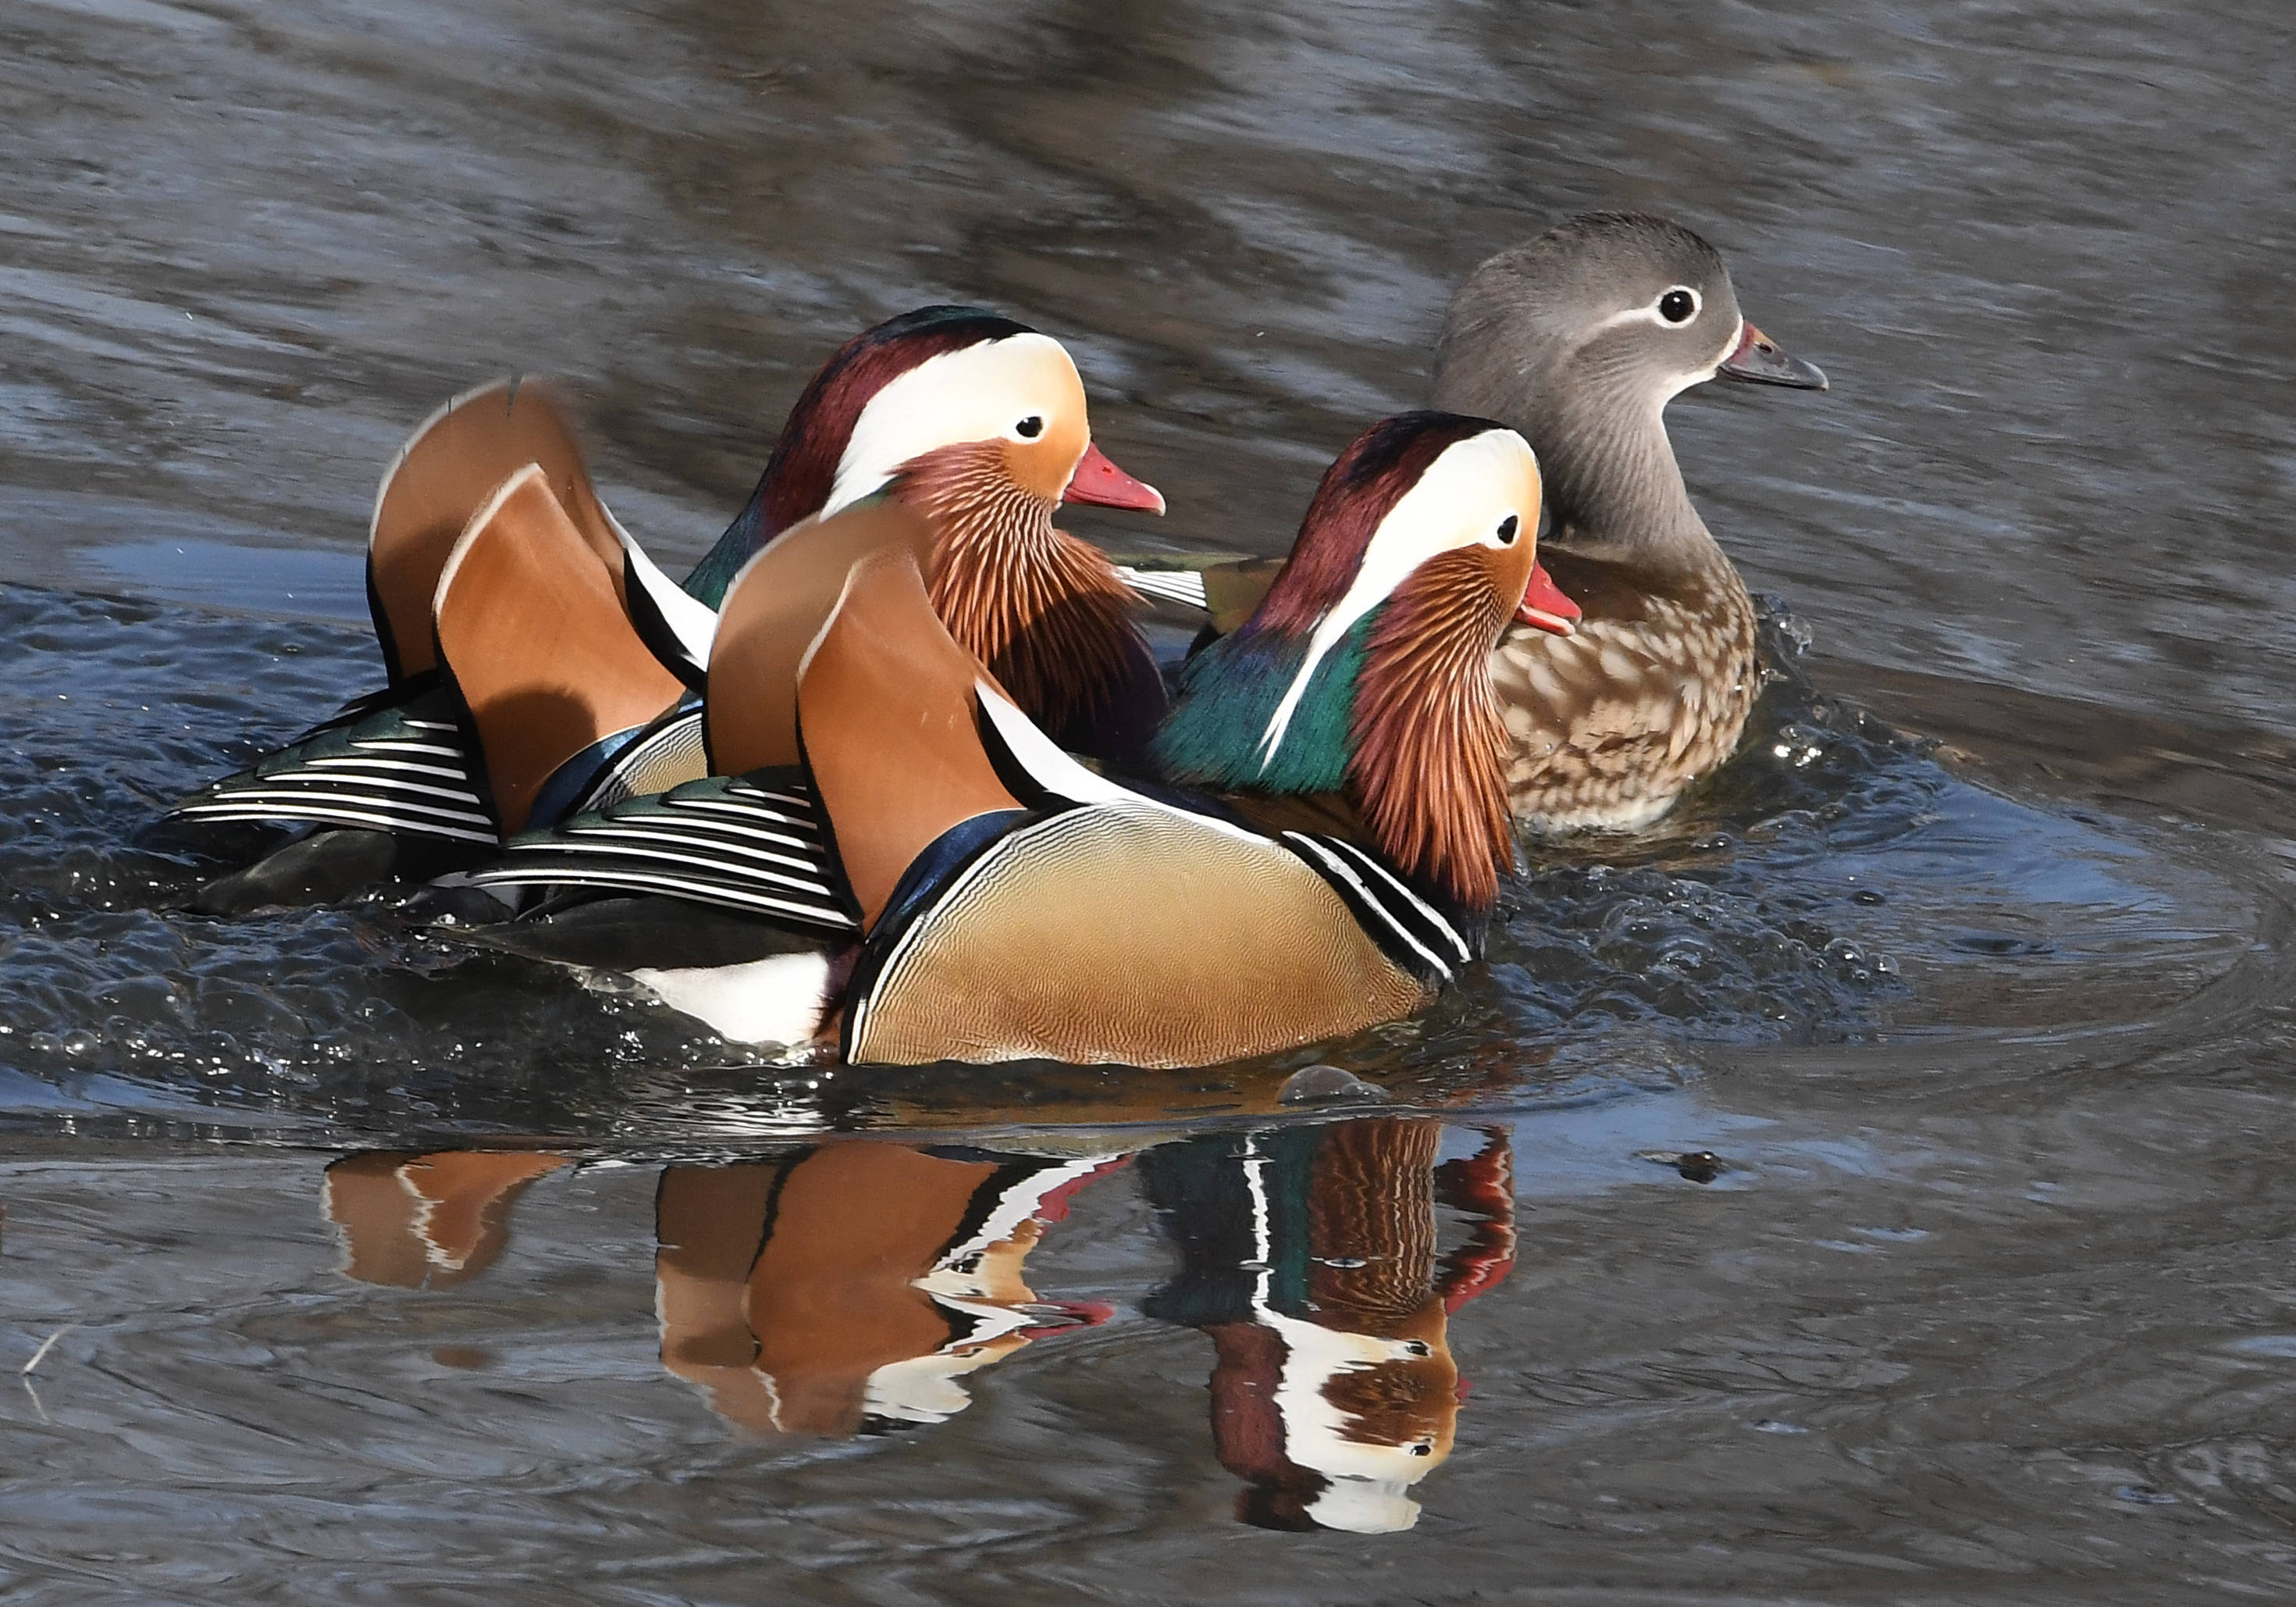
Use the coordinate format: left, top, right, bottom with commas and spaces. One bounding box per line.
1431, 212, 1823, 573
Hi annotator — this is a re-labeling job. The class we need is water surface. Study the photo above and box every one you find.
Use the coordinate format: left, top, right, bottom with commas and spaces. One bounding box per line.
4, 0, 2296, 1600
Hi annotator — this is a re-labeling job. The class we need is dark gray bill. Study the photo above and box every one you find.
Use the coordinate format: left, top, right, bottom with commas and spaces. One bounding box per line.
1718, 322, 1828, 390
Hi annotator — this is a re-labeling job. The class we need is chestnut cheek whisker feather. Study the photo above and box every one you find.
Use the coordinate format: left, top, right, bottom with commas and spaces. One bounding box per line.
1349, 548, 1516, 910
895, 441, 1144, 735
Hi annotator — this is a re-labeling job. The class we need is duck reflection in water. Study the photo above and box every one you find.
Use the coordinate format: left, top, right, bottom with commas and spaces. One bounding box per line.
327, 1141, 1122, 1434
652, 1143, 1123, 1435
319, 1117, 1513, 1531
1140, 1118, 1517, 1534
322, 1149, 572, 1290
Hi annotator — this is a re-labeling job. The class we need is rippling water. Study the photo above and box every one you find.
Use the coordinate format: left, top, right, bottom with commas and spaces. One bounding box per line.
5, 0, 2296, 1599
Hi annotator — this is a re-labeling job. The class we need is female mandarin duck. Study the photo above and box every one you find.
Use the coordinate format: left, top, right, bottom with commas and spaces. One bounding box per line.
173, 307, 1168, 902
460, 411, 1579, 1065
1152, 212, 1825, 834
1433, 212, 1825, 832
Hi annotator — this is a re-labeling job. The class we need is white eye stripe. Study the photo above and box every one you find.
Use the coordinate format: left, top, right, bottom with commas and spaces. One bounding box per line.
825, 333, 1080, 515
1255, 429, 1538, 765
1585, 284, 1704, 336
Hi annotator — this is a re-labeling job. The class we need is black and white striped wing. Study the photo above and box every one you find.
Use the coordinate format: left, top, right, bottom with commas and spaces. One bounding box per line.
468, 772, 857, 936
173, 685, 496, 845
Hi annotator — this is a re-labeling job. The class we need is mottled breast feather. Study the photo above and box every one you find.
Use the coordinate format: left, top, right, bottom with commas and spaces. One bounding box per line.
1490, 558, 1757, 832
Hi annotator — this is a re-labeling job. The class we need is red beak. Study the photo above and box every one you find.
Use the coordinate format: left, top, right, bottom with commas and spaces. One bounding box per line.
1515, 561, 1581, 636
1063, 440, 1166, 514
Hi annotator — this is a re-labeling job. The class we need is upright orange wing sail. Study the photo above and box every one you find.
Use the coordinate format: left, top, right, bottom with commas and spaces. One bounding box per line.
433, 465, 685, 836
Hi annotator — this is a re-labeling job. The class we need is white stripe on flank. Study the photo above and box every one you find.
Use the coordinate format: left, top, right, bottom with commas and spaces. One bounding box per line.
1312, 835, 1472, 966
262, 770, 482, 806
301, 756, 472, 782
473, 864, 852, 925
514, 834, 834, 893
353, 742, 468, 759
655, 798, 822, 836
1281, 833, 1454, 982
564, 815, 820, 858
190, 787, 493, 827
179, 803, 498, 844
724, 784, 817, 809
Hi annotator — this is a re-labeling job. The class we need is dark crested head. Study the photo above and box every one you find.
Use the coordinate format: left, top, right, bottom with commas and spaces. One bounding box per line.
1249, 412, 1505, 637
753, 305, 1034, 536
1155, 412, 1543, 908
684, 307, 1162, 608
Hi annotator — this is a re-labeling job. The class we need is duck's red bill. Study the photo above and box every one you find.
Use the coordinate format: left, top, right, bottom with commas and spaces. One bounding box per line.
1063, 441, 1166, 514
1515, 562, 1581, 636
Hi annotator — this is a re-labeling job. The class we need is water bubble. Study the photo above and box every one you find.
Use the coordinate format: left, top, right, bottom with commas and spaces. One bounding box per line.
1280, 1064, 1390, 1106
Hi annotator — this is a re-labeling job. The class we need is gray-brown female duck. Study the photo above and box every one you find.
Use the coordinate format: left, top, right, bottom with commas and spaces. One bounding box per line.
1431, 211, 1826, 832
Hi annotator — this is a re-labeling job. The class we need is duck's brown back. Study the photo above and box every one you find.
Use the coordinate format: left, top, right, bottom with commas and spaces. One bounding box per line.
1491, 548, 1757, 832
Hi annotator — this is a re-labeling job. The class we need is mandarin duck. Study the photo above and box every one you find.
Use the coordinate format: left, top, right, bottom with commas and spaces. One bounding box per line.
175, 308, 1167, 908
455, 412, 1576, 1066
1129, 212, 1825, 833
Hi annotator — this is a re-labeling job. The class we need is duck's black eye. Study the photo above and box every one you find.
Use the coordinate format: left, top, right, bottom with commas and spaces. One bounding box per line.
1657, 288, 1697, 325
1494, 514, 1519, 544
1014, 415, 1045, 439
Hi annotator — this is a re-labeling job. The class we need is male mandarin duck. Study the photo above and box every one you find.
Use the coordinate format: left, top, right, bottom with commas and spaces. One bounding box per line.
459, 411, 1579, 1066
1135, 211, 1825, 834
173, 306, 1167, 906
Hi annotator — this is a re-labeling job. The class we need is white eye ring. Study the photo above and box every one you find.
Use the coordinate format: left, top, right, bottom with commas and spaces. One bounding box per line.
1490, 513, 1520, 547
1656, 287, 1700, 325
1011, 414, 1045, 441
